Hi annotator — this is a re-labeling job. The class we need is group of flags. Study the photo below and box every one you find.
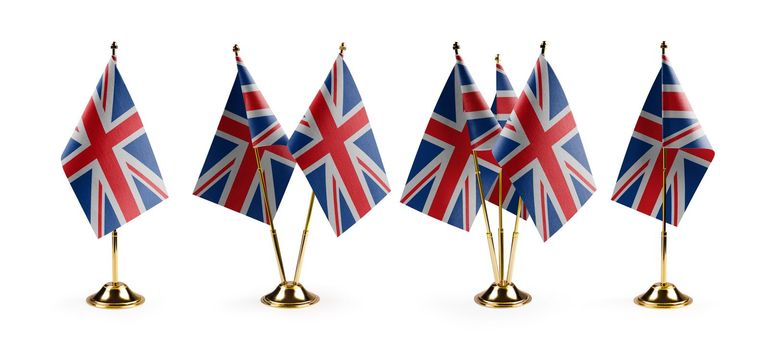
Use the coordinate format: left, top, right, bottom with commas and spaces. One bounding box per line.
63, 49, 390, 238
402, 52, 597, 240
401, 48, 714, 241
62, 45, 714, 243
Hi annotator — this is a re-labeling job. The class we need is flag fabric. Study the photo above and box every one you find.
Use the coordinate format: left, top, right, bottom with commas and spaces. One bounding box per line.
193, 56, 295, 224
401, 55, 501, 231
288, 54, 390, 236
478, 62, 528, 220
611, 55, 714, 226
62, 55, 167, 238
492, 55, 595, 241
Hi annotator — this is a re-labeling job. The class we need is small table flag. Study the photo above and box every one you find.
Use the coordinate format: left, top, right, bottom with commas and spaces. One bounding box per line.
611, 54, 714, 225
401, 54, 502, 231
478, 61, 528, 220
288, 52, 390, 236
62, 55, 168, 238
490, 54, 595, 241
193, 55, 296, 224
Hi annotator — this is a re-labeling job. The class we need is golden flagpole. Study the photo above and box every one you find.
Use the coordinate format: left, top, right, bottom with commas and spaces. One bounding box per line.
496, 149, 505, 285
473, 50, 536, 308
292, 193, 315, 283
87, 229, 145, 308
449, 43, 500, 286
111, 230, 119, 283
661, 148, 667, 285
472, 142, 500, 284
233, 44, 289, 285
253, 147, 288, 284
495, 53, 505, 286
633, 41, 692, 308
506, 197, 522, 284
86, 42, 145, 309
256, 43, 329, 308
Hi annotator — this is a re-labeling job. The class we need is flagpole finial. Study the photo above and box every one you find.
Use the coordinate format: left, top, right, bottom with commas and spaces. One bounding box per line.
233, 44, 240, 57
453, 42, 460, 55
495, 54, 500, 64
660, 41, 667, 55
540, 41, 546, 55
339, 42, 346, 55
110, 41, 118, 56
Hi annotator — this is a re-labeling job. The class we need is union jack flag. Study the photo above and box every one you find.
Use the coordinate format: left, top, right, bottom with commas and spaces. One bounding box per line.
611, 55, 714, 226
288, 54, 390, 236
493, 55, 595, 241
478, 62, 528, 220
401, 55, 501, 231
62, 55, 167, 238
193, 56, 295, 224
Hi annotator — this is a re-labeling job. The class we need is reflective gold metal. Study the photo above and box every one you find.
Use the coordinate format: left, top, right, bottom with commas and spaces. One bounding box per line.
292, 193, 315, 284
254, 146, 320, 308
634, 282, 691, 308
506, 197, 523, 284
87, 282, 145, 309
261, 282, 319, 308
86, 230, 144, 309
635, 130, 692, 308
474, 282, 532, 308
472, 145, 531, 307
247, 46, 321, 308
472, 151, 500, 283
254, 148, 288, 284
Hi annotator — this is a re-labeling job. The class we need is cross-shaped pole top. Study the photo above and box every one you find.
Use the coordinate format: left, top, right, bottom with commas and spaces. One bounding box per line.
495, 54, 500, 64
111, 41, 118, 56
233, 44, 240, 57
660, 41, 667, 55
339, 42, 346, 55
453, 42, 460, 55
540, 41, 547, 55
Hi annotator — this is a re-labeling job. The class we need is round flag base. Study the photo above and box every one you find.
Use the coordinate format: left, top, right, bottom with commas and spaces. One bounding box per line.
87, 282, 145, 309
474, 282, 532, 308
261, 282, 319, 308
634, 282, 692, 309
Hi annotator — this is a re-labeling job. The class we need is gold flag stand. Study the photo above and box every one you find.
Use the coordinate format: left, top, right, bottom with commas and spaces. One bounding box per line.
234, 44, 320, 308
86, 229, 145, 308
86, 43, 144, 309
465, 45, 543, 308
634, 42, 692, 308
472, 149, 531, 308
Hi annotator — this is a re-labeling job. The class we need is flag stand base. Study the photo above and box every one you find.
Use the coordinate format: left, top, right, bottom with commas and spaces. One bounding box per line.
261, 282, 319, 308
474, 282, 532, 308
86, 282, 145, 309
634, 282, 692, 308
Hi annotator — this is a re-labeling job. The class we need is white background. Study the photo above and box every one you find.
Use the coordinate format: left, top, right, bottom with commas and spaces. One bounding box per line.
0, 0, 766, 348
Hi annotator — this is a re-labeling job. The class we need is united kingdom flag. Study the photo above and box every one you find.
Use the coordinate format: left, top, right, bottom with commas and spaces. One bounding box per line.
401, 55, 501, 231
288, 53, 390, 236
62, 55, 168, 238
492, 54, 596, 241
611, 55, 714, 226
478, 61, 528, 220
193, 55, 295, 224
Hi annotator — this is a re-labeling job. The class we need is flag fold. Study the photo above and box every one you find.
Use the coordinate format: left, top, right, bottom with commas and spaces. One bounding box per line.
194, 56, 295, 225
401, 55, 501, 231
62, 56, 168, 238
611, 55, 714, 226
